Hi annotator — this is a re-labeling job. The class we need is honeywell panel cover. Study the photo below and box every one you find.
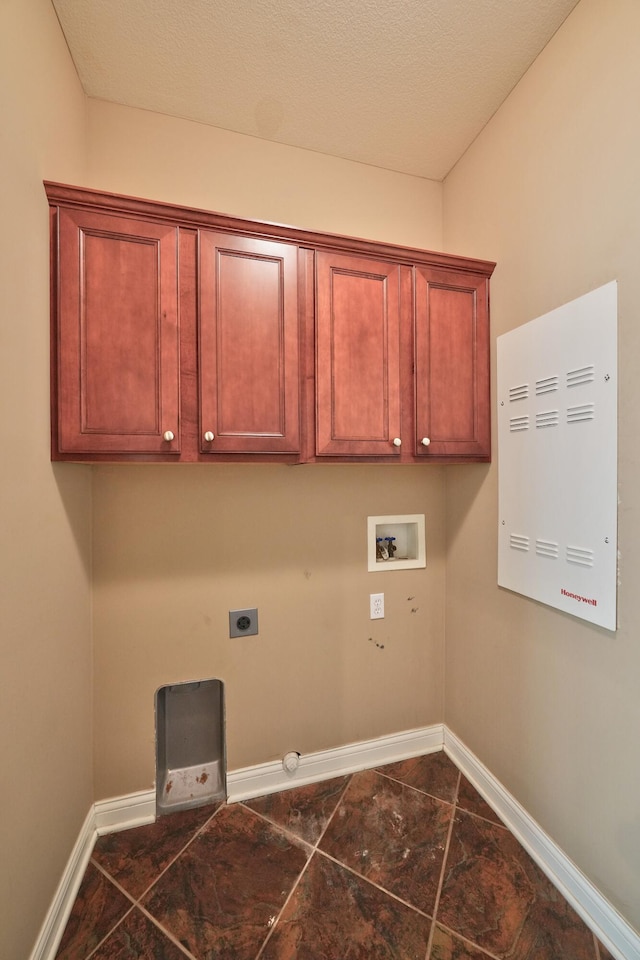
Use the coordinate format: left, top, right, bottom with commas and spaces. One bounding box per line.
497, 281, 617, 630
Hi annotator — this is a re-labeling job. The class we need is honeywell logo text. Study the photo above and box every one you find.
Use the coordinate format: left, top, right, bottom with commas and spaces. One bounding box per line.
560, 588, 597, 607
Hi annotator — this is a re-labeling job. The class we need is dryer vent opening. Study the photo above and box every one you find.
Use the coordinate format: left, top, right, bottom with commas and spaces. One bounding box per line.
155, 678, 226, 815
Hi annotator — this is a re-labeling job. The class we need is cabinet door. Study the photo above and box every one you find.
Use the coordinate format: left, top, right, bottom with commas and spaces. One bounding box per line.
316, 251, 401, 457
55, 207, 180, 456
199, 233, 299, 454
414, 266, 490, 459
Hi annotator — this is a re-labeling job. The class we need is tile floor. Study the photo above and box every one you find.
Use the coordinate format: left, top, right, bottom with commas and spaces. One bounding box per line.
56, 751, 614, 960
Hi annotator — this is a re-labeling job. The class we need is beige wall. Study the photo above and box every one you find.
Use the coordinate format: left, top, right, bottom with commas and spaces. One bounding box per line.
443, 0, 640, 931
86, 106, 446, 799
0, 1, 93, 957
86, 100, 443, 250
92, 465, 445, 797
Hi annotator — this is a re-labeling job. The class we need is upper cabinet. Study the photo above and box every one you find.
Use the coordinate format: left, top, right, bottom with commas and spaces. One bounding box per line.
53, 204, 180, 456
414, 264, 490, 459
315, 251, 402, 458
46, 182, 495, 464
198, 232, 300, 456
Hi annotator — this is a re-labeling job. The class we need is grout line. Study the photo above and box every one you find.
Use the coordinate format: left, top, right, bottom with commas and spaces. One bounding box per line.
315, 847, 433, 920
86, 852, 202, 960
432, 920, 504, 960
79, 859, 138, 960
124, 800, 225, 903
455, 804, 509, 830
252, 770, 437, 960
135, 901, 199, 959
90, 858, 138, 906
241, 773, 357, 958
253, 846, 316, 960
84, 801, 225, 956
237, 801, 316, 855
239, 770, 355, 854
82, 910, 136, 960
425, 770, 461, 959
311, 772, 354, 849
374, 767, 457, 807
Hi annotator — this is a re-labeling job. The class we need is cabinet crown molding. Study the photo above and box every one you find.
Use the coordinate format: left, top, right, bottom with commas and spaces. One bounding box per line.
43, 181, 496, 277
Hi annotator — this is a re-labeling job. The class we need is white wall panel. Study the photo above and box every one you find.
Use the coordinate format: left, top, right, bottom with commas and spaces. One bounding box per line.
497, 282, 618, 630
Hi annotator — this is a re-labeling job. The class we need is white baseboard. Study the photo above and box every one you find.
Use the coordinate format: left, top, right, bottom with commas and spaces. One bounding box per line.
226, 723, 445, 802
94, 788, 156, 836
28, 807, 96, 960
444, 728, 640, 960
30, 724, 640, 960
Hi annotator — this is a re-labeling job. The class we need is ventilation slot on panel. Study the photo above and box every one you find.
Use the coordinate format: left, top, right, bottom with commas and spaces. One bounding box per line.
536, 539, 559, 559
510, 416, 529, 432
566, 545, 595, 567
509, 383, 529, 402
567, 365, 595, 388
535, 376, 559, 395
567, 403, 595, 423
536, 410, 559, 429
510, 534, 530, 552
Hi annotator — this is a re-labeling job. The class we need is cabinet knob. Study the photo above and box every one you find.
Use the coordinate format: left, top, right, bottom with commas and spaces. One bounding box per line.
203, 431, 215, 442
421, 437, 431, 447
392, 437, 402, 447
162, 430, 175, 442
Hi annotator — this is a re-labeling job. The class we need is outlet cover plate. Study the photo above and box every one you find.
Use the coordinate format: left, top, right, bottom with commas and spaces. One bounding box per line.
229, 608, 259, 638
370, 593, 384, 619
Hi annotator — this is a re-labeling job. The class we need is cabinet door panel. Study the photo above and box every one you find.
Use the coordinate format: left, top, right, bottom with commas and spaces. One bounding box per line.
56, 207, 180, 455
199, 233, 299, 454
316, 252, 401, 457
415, 267, 490, 459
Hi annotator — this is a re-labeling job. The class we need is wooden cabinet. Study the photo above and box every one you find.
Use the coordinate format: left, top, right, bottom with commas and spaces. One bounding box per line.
315, 251, 402, 457
314, 254, 491, 461
53, 205, 180, 456
414, 265, 490, 459
46, 182, 494, 464
199, 232, 300, 455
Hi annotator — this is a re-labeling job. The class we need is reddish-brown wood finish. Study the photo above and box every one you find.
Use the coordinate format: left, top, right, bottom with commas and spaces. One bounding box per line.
414, 266, 490, 459
199, 233, 299, 454
316, 252, 401, 457
44, 181, 496, 278
54, 206, 180, 456
46, 182, 495, 464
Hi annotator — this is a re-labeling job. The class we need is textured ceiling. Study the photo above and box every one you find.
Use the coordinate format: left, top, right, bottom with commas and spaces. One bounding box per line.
52, 0, 580, 180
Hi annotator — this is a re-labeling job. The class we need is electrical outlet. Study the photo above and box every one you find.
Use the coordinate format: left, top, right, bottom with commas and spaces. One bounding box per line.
370, 593, 384, 619
229, 608, 259, 637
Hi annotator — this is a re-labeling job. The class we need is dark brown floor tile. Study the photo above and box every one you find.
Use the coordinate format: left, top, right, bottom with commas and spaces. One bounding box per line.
243, 775, 350, 845
597, 943, 615, 960
55, 862, 133, 960
430, 924, 496, 959
90, 908, 188, 959
93, 802, 220, 898
377, 750, 460, 803
143, 803, 309, 960
319, 767, 452, 915
438, 810, 597, 960
261, 851, 431, 959
456, 776, 503, 826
